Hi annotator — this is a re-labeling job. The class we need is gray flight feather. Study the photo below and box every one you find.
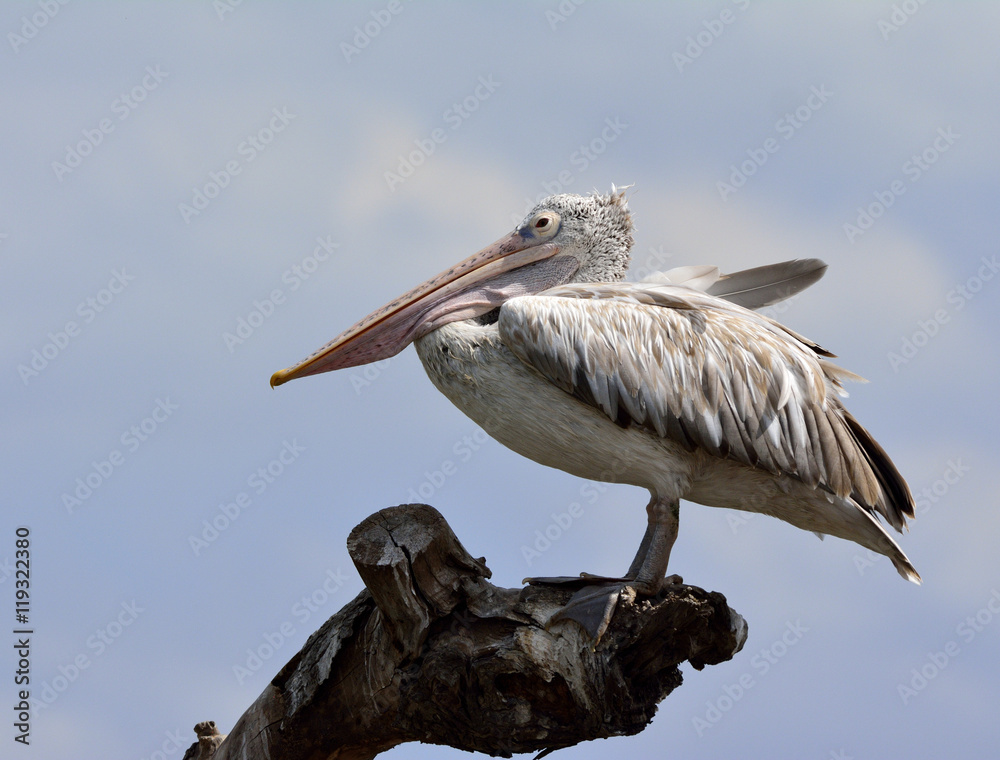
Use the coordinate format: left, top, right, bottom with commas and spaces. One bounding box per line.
705, 258, 828, 309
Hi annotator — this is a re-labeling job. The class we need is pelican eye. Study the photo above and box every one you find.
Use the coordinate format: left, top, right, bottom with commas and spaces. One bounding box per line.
525, 211, 560, 240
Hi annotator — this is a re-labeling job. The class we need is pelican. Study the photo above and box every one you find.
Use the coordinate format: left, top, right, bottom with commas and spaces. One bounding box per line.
272, 188, 919, 637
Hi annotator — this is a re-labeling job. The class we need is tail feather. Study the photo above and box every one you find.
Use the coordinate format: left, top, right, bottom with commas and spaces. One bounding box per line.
892, 551, 923, 584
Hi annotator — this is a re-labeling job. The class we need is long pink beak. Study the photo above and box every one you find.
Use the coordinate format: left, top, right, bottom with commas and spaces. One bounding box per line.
270, 229, 575, 387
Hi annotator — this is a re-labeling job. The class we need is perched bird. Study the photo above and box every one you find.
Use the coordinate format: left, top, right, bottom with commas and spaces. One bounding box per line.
271, 188, 919, 637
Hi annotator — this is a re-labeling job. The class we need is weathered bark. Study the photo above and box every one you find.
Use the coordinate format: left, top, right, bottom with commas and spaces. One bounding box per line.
201, 504, 747, 759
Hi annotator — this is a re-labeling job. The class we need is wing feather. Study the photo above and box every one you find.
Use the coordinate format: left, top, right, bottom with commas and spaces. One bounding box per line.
705, 258, 828, 309
498, 281, 913, 532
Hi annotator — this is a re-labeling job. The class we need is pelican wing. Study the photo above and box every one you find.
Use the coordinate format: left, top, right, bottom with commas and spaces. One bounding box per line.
498, 282, 914, 532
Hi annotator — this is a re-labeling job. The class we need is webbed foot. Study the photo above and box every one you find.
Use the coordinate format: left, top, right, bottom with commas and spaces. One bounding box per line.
523, 574, 684, 642
547, 581, 626, 642
524, 497, 682, 642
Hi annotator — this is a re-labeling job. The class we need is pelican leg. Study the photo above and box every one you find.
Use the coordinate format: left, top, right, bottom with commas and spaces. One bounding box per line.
526, 498, 681, 641
622, 498, 680, 593
573, 497, 681, 589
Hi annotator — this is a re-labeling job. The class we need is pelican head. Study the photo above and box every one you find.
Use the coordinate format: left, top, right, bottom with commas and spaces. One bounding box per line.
523, 188, 634, 283
270, 188, 634, 386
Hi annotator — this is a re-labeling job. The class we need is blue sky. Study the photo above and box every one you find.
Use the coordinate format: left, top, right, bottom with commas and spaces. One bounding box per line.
3, 2, 999, 758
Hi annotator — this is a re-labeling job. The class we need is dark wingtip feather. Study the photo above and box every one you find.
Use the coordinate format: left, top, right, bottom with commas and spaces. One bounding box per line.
843, 410, 915, 531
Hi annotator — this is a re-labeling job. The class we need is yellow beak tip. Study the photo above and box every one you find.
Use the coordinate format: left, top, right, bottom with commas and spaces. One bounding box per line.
269, 370, 289, 389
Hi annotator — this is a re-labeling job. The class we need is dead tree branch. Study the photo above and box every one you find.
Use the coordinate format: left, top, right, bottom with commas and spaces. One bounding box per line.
199, 504, 746, 759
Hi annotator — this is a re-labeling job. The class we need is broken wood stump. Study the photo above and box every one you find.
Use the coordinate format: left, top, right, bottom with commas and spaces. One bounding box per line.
205, 504, 747, 759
